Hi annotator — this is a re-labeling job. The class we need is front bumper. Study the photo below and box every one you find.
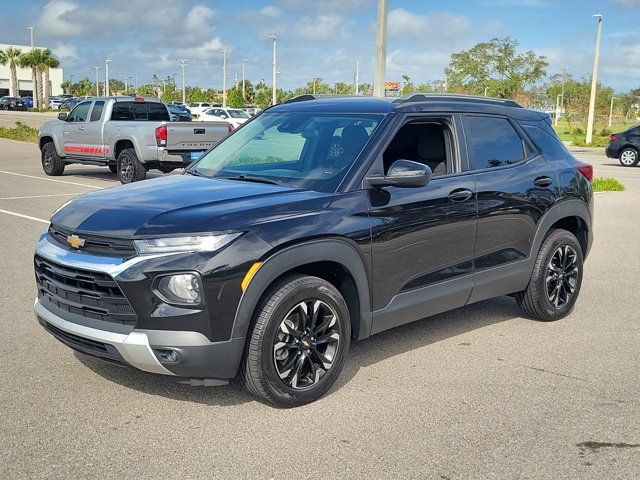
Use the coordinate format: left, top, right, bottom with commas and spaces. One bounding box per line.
605, 145, 618, 158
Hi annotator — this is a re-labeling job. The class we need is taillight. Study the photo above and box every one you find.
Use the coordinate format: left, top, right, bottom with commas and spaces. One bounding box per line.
155, 124, 167, 147
610, 134, 618, 142
227, 123, 234, 133
573, 162, 593, 182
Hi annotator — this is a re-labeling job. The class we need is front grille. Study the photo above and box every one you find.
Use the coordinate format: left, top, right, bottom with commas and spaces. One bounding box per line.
35, 255, 137, 325
40, 319, 127, 366
48, 224, 137, 257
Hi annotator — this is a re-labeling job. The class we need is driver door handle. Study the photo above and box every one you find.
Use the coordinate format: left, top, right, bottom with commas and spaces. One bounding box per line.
448, 188, 473, 202
533, 176, 552, 187
77, 126, 85, 131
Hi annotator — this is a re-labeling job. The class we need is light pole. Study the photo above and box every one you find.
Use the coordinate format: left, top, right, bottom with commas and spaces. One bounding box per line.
354, 61, 360, 95
220, 49, 227, 108
484, 86, 489, 97
554, 93, 564, 126
242, 58, 248, 99
609, 96, 616, 128
268, 35, 277, 105
68, 74, 74, 95
313, 77, 317, 95
179, 59, 188, 105
373, 0, 388, 98
134, 73, 138, 93
105, 59, 111, 96
586, 14, 603, 144
94, 66, 100, 96
28, 26, 34, 47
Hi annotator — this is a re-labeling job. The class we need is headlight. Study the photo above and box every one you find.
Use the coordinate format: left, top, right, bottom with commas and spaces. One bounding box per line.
134, 233, 240, 255
155, 273, 202, 305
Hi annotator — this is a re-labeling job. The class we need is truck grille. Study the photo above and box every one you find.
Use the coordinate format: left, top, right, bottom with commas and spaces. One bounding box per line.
48, 224, 137, 257
35, 255, 137, 325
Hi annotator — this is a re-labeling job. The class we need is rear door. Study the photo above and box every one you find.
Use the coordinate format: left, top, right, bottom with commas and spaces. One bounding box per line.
462, 114, 560, 303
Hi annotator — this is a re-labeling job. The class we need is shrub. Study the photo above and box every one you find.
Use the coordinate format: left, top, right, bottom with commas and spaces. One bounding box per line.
592, 177, 624, 192
572, 135, 610, 147
0, 121, 38, 143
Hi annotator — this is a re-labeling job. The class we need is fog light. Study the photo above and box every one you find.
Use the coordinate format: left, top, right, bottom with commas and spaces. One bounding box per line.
156, 273, 201, 305
154, 349, 181, 364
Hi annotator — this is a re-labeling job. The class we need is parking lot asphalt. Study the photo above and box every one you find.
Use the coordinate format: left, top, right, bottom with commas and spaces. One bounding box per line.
0, 137, 639, 479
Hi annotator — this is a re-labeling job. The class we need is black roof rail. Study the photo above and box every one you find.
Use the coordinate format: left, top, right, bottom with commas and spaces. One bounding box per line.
393, 93, 522, 108
283, 94, 362, 104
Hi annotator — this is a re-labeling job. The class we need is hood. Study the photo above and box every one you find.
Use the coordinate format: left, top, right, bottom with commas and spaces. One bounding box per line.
51, 174, 332, 238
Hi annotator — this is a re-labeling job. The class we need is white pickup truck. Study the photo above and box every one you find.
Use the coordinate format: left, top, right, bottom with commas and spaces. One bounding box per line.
38, 96, 231, 184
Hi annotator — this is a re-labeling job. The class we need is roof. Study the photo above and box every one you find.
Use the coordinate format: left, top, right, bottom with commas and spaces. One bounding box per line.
273, 93, 546, 122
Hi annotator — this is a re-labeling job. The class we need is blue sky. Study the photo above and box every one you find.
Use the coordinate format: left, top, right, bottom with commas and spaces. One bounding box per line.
1, 0, 639, 92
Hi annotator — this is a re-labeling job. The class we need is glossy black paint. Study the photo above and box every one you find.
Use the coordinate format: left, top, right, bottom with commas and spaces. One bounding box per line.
605, 125, 640, 158
44, 95, 594, 380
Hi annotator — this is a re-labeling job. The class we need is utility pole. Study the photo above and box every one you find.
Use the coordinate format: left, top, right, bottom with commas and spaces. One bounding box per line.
354, 61, 360, 95
609, 96, 616, 128
68, 74, 74, 95
242, 59, 248, 99
134, 73, 138, 93
179, 59, 188, 105
373, 0, 388, 98
220, 49, 227, 107
105, 59, 111, 96
555, 93, 563, 126
586, 14, 603, 144
28, 26, 34, 48
268, 35, 277, 105
94, 66, 100, 96
313, 77, 317, 95
484, 86, 489, 97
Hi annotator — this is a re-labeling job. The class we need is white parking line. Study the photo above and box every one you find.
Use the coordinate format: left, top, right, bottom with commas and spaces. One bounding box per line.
0, 208, 49, 224
0, 193, 82, 200
0, 170, 104, 189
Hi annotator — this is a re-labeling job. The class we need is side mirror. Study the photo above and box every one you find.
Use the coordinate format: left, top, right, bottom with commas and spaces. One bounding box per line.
57, 112, 68, 121
367, 159, 432, 188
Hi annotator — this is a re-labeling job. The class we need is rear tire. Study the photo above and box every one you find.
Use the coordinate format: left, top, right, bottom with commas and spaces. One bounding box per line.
41, 142, 65, 176
241, 274, 351, 407
117, 148, 146, 184
517, 229, 583, 321
619, 147, 639, 167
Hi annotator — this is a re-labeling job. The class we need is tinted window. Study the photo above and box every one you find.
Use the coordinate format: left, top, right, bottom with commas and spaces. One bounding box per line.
89, 101, 104, 122
466, 116, 524, 169
67, 101, 91, 122
523, 125, 570, 161
111, 102, 135, 121
148, 103, 170, 121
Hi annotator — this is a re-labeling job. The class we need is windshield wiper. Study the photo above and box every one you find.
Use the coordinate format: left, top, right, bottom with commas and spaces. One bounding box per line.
218, 175, 281, 186
186, 169, 209, 178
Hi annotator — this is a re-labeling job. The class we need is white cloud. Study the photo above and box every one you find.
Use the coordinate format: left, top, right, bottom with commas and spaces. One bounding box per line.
613, 0, 640, 6
53, 43, 78, 65
37, 1, 85, 37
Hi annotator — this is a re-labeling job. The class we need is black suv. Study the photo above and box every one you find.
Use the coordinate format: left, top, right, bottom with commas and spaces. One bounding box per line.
606, 126, 640, 167
34, 94, 593, 407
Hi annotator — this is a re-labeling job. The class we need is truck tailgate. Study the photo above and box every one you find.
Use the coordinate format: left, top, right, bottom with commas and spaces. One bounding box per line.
166, 121, 229, 151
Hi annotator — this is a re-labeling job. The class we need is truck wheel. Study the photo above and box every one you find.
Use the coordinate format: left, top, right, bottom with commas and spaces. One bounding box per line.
117, 148, 146, 184
241, 274, 351, 407
108, 163, 117, 174
619, 148, 639, 167
517, 229, 583, 321
41, 142, 65, 176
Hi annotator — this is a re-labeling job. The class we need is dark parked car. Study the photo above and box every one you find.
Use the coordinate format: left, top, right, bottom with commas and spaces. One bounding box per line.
58, 97, 80, 111
606, 126, 640, 166
34, 94, 593, 407
167, 103, 192, 121
21, 96, 33, 108
0, 96, 27, 111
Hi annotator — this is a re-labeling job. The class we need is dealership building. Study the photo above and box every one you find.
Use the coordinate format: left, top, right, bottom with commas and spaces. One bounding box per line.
0, 44, 64, 97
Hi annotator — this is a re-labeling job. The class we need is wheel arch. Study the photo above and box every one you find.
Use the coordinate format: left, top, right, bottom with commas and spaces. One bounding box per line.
39, 135, 60, 154
532, 200, 592, 261
114, 138, 137, 160
231, 239, 372, 343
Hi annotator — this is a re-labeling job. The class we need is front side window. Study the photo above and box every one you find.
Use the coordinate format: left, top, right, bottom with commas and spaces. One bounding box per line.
67, 101, 91, 122
190, 112, 383, 193
228, 109, 250, 119
465, 116, 524, 169
89, 101, 105, 122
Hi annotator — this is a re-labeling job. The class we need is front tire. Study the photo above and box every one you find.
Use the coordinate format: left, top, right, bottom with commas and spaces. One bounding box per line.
241, 274, 351, 407
41, 142, 65, 176
619, 147, 639, 167
517, 229, 583, 321
117, 148, 146, 184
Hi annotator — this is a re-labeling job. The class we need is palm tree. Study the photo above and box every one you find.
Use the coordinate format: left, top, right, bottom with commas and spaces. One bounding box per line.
0, 47, 23, 97
41, 50, 60, 108
19, 50, 40, 109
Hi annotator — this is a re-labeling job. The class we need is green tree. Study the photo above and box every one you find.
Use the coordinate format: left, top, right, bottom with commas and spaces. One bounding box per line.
19, 50, 42, 108
545, 74, 614, 120
0, 47, 23, 97
400, 74, 415, 95
446, 37, 548, 98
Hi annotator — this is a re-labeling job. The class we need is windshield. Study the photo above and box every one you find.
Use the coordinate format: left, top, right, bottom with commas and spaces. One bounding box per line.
228, 109, 250, 119
189, 112, 383, 193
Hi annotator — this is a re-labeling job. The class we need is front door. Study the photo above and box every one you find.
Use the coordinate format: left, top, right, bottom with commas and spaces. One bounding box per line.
62, 100, 92, 157
367, 115, 478, 334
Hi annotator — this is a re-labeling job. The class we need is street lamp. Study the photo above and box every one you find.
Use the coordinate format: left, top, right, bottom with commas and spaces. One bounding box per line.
484, 86, 489, 97
68, 74, 74, 95
554, 93, 564, 127
105, 59, 111, 96
354, 61, 360, 95
586, 14, 603, 144
242, 58, 248, 99
373, 0, 388, 97
28, 27, 34, 48
179, 59, 188, 105
268, 35, 277, 105
609, 96, 616, 128
220, 49, 227, 108
94, 66, 100, 96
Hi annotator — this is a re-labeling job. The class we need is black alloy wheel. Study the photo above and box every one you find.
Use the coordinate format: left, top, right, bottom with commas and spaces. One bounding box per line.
545, 244, 579, 308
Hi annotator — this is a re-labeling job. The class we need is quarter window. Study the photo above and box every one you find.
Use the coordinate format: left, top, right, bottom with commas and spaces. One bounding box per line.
466, 116, 524, 169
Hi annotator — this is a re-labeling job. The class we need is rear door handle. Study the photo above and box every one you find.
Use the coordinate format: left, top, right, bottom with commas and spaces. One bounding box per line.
534, 176, 552, 187
448, 188, 473, 202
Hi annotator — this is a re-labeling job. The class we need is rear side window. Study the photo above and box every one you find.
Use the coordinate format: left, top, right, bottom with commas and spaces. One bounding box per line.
89, 101, 104, 122
111, 102, 169, 121
465, 116, 524, 169
148, 103, 170, 121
